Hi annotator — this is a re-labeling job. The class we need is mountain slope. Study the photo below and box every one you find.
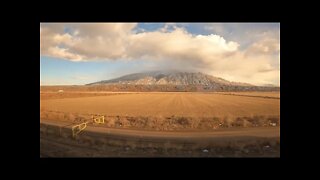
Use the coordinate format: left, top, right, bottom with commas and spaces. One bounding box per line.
86, 71, 279, 92
88, 71, 253, 87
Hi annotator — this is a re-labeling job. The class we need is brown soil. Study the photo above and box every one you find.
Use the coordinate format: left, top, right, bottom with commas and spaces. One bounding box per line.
40, 119, 280, 157
40, 90, 280, 157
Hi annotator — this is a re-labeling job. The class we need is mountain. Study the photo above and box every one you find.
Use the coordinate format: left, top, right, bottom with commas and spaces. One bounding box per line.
88, 71, 253, 86
86, 71, 279, 92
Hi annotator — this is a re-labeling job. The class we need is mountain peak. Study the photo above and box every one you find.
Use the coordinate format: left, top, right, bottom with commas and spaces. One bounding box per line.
87, 71, 253, 87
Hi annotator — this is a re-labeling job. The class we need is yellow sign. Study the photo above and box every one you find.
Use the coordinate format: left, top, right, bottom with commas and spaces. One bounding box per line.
92, 115, 105, 124
70, 115, 105, 138
72, 122, 88, 138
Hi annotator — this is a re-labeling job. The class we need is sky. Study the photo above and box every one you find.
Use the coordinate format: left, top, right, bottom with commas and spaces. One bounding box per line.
40, 23, 280, 86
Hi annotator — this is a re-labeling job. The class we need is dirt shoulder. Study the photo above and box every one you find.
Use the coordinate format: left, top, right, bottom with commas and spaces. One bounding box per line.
40, 119, 280, 157
41, 119, 279, 139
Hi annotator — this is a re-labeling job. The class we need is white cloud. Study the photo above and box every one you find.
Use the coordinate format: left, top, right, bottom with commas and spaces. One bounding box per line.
47, 46, 84, 61
40, 23, 280, 86
246, 38, 280, 55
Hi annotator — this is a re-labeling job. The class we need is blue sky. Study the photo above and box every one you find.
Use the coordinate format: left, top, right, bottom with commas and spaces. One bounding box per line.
40, 23, 280, 86
40, 56, 154, 85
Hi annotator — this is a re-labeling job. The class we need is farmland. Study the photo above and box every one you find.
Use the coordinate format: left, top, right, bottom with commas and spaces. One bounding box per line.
40, 90, 280, 157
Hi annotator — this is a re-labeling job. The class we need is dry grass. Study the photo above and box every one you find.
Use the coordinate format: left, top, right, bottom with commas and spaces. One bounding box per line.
41, 93, 279, 117
215, 91, 280, 98
40, 90, 280, 157
40, 92, 280, 131
40, 110, 279, 131
40, 92, 135, 100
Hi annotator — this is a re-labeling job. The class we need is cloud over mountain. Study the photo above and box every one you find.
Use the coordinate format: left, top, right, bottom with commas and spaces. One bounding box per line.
40, 23, 280, 86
